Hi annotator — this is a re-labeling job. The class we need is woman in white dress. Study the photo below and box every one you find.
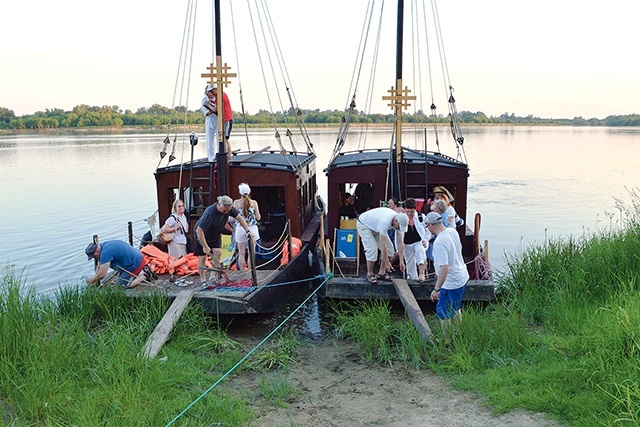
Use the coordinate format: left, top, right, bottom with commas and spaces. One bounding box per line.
233, 183, 261, 270
161, 199, 189, 258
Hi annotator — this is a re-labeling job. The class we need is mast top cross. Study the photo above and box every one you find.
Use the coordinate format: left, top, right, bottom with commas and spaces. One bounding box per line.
201, 62, 236, 88
382, 85, 416, 110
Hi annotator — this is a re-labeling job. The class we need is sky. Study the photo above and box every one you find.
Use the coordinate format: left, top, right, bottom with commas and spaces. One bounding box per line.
1, 0, 639, 119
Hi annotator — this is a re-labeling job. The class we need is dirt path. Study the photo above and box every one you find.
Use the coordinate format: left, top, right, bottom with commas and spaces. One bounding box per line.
223, 338, 559, 426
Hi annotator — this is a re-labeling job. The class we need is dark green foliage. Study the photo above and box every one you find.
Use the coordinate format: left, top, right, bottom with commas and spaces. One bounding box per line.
2, 103, 639, 130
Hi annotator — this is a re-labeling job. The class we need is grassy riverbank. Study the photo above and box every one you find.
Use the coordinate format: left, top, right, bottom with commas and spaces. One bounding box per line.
0, 272, 305, 426
336, 206, 640, 426
2, 205, 640, 426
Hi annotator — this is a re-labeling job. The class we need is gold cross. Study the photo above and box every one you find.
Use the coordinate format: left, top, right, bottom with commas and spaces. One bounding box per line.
382, 86, 416, 110
201, 61, 237, 87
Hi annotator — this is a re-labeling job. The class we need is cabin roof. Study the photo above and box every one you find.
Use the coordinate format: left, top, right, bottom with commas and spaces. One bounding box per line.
156, 151, 316, 175
324, 147, 468, 173
230, 151, 316, 172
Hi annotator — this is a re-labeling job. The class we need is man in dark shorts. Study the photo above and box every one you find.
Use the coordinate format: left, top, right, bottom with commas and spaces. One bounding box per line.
195, 195, 252, 284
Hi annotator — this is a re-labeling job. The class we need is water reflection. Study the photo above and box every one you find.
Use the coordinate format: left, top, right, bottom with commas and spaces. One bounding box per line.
2, 127, 640, 296
223, 280, 326, 340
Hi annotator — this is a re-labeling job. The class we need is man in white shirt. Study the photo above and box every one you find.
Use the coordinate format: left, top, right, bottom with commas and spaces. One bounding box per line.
425, 211, 469, 341
356, 207, 408, 283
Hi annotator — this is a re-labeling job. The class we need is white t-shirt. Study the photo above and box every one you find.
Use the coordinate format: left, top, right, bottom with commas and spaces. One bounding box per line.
358, 207, 396, 234
433, 227, 469, 289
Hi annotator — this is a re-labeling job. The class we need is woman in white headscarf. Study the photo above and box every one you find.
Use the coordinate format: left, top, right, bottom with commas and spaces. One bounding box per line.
233, 183, 261, 270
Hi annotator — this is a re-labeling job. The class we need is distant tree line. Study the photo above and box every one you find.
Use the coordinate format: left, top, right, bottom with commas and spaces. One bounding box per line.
0, 105, 638, 130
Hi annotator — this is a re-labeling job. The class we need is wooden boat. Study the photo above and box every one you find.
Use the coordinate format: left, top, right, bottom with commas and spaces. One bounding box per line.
320, 0, 494, 302
144, 0, 323, 315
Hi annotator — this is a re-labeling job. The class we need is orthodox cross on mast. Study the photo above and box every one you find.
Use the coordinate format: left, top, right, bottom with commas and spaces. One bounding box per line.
201, 61, 236, 88
200, 60, 236, 153
382, 80, 416, 159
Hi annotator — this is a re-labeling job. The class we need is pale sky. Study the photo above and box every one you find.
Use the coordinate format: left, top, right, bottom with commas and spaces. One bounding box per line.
1, 0, 638, 119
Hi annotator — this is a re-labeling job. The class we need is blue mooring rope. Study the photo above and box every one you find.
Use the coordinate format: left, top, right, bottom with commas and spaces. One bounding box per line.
164, 272, 333, 427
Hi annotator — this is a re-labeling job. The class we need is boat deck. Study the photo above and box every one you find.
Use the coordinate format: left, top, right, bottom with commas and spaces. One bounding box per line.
107, 268, 310, 315
322, 261, 494, 302
132, 269, 276, 299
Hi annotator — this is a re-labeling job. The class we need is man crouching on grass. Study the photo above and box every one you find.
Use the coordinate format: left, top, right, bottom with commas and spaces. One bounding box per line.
85, 240, 148, 289
425, 212, 468, 342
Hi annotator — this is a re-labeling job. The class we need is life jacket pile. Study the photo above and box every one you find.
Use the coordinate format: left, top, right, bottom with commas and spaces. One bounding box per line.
140, 245, 203, 276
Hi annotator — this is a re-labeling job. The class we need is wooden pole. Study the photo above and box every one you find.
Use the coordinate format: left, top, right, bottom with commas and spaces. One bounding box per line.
139, 289, 195, 359
128, 221, 134, 246
483, 239, 489, 263
287, 219, 293, 264
319, 213, 325, 257
248, 234, 258, 287
92, 234, 99, 271
325, 238, 331, 274
92, 234, 100, 286
392, 278, 434, 344
138, 288, 196, 359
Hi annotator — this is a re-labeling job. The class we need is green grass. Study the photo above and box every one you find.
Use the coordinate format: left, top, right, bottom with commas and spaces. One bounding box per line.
259, 372, 300, 408
330, 207, 640, 426
0, 265, 270, 426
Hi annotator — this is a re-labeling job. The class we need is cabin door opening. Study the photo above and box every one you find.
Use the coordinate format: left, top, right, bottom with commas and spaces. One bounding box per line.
255, 185, 286, 244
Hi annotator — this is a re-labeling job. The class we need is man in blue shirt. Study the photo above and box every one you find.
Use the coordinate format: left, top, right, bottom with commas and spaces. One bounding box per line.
85, 240, 147, 289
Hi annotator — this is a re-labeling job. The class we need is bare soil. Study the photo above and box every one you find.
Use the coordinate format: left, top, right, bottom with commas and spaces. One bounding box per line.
222, 338, 560, 427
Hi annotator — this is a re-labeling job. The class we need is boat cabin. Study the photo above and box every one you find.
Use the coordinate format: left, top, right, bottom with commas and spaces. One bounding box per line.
155, 149, 318, 244
325, 148, 475, 258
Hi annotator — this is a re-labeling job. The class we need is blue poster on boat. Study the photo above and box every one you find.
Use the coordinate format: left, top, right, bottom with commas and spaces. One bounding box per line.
336, 229, 357, 258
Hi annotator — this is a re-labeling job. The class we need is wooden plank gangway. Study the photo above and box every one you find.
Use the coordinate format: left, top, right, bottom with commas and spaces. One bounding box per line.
139, 288, 195, 359
391, 278, 434, 343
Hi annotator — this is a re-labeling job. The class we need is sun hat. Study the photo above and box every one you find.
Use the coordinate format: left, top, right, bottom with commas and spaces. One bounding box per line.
432, 185, 454, 202
396, 213, 409, 233
238, 183, 251, 196
425, 212, 443, 224
85, 242, 98, 260
218, 195, 233, 206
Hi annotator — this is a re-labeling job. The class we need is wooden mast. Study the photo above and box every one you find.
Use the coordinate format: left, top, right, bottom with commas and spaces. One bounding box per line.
382, 0, 416, 200
201, 0, 236, 197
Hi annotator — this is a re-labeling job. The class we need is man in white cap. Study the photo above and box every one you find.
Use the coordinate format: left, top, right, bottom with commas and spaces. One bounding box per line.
195, 195, 252, 285
425, 211, 469, 341
356, 207, 408, 283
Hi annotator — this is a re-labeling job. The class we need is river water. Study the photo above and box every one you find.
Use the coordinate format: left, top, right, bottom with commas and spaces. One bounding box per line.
1, 126, 639, 298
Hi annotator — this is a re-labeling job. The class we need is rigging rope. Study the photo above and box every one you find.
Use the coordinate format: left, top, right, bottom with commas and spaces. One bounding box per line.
229, 0, 252, 152
430, 0, 466, 163
165, 273, 332, 427
328, 0, 378, 165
